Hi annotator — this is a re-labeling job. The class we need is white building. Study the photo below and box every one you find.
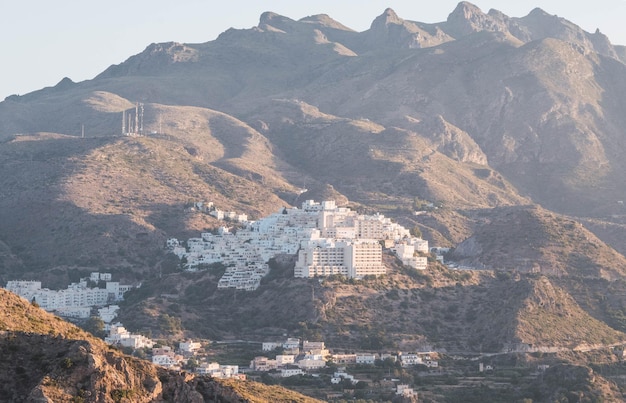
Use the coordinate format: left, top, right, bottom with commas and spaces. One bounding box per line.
276, 355, 295, 366
179, 340, 202, 354
176, 200, 428, 288
104, 322, 154, 349
397, 384, 417, 397
302, 341, 325, 351
106, 282, 134, 301
196, 362, 220, 375
283, 338, 300, 350
5, 278, 132, 314
219, 365, 239, 378
400, 353, 423, 367
250, 356, 277, 371
262, 342, 281, 351
297, 358, 326, 370
98, 305, 120, 323
392, 239, 429, 270
90, 272, 112, 282
331, 371, 358, 385
356, 354, 377, 365
281, 368, 304, 377
5, 281, 42, 301
294, 239, 385, 279
153, 354, 179, 368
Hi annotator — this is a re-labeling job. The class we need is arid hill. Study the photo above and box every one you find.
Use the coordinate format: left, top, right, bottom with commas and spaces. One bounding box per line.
3, 3, 626, 276
4, 3, 626, 400
116, 253, 626, 355
0, 288, 321, 403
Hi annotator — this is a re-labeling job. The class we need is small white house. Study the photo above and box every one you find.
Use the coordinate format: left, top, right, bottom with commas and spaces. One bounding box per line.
179, 340, 202, 354
356, 354, 377, 365
152, 354, 178, 368
281, 368, 304, 377
262, 342, 280, 351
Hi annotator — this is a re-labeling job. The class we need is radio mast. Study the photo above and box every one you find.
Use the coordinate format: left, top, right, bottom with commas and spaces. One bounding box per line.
139, 103, 144, 135
134, 103, 139, 134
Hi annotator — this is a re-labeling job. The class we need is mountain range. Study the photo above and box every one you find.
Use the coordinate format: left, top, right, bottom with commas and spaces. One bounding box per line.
4, 3, 626, 398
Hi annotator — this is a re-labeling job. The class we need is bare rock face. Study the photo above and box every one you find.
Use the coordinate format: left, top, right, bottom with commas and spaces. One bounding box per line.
0, 289, 321, 402
98, 42, 198, 78
517, 8, 618, 59
366, 8, 452, 49
445, 1, 508, 37
419, 115, 488, 165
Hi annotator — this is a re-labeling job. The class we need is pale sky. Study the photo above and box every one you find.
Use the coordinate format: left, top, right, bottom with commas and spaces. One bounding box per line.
2, 1, 625, 100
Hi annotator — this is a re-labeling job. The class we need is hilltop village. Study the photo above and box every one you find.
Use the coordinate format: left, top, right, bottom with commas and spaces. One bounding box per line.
168, 200, 431, 291
2, 200, 447, 400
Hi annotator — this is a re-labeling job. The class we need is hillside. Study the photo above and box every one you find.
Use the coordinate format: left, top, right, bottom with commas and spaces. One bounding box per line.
2, 4, 626, 279
0, 288, 321, 403
116, 254, 626, 354
450, 205, 626, 279
4, 3, 626, 400
3, 3, 626, 275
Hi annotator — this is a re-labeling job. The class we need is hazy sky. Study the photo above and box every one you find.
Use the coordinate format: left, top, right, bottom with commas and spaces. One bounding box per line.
2, 1, 625, 100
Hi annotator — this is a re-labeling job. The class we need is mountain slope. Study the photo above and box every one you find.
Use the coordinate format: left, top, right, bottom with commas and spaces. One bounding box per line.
450, 205, 626, 279
0, 95, 309, 273
3, 3, 626, 218
0, 288, 321, 402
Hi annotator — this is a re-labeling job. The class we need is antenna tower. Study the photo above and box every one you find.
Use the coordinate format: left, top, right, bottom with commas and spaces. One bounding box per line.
134, 103, 139, 134
139, 103, 144, 135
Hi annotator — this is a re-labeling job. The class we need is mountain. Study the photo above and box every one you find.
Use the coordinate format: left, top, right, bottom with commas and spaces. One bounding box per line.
5, 2, 626, 400
450, 205, 626, 279
1, 0, 626, 338
0, 288, 320, 402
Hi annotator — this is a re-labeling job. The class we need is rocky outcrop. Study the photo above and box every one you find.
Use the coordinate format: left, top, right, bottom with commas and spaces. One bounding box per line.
0, 289, 321, 402
420, 115, 487, 165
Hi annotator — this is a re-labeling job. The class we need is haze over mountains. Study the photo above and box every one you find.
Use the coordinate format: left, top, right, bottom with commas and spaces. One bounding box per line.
4, 0, 626, 372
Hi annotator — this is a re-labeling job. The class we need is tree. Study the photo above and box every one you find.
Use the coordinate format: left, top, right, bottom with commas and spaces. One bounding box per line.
185, 358, 199, 371
82, 316, 105, 338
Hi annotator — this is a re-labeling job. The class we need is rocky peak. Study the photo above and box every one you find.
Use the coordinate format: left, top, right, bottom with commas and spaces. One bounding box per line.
445, 1, 508, 37
588, 28, 618, 59
259, 11, 295, 31
519, 7, 618, 59
259, 11, 281, 25
370, 8, 403, 31
526, 7, 551, 19
96, 42, 198, 78
449, 1, 484, 21
299, 14, 354, 31
366, 8, 451, 49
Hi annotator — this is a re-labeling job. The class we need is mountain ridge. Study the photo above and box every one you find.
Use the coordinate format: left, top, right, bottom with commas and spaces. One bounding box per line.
4, 6, 626, 400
